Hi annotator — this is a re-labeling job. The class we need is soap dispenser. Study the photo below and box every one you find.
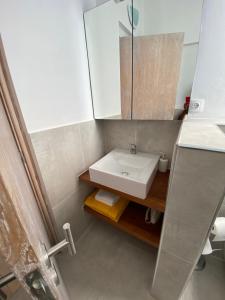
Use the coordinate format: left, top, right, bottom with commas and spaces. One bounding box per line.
159, 153, 168, 173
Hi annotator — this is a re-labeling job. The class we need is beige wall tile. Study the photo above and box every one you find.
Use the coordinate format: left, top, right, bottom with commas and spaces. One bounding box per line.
153, 146, 225, 300
161, 147, 225, 263
53, 185, 94, 241
31, 120, 104, 240
80, 120, 104, 168
161, 215, 205, 264
165, 148, 225, 228
151, 250, 191, 300
103, 120, 181, 164
31, 123, 86, 207
103, 120, 137, 153
136, 121, 181, 162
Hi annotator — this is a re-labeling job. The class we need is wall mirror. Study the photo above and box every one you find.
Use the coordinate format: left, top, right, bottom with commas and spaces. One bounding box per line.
84, 0, 203, 120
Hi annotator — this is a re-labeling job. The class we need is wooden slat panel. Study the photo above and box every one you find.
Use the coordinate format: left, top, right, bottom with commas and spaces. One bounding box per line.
133, 33, 184, 120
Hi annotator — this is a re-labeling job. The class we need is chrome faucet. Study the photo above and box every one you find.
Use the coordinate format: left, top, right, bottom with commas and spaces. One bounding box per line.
129, 144, 136, 154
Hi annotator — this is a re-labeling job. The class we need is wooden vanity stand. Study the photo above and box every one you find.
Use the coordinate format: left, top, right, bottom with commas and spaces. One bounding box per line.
79, 170, 170, 248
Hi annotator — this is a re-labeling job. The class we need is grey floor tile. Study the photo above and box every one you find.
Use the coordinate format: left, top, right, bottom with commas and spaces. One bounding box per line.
57, 220, 157, 300
181, 256, 225, 300
57, 220, 225, 300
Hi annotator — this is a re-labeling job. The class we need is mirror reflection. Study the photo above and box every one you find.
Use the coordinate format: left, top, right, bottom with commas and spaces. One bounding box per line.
84, 0, 203, 120
84, 0, 132, 119
132, 0, 203, 120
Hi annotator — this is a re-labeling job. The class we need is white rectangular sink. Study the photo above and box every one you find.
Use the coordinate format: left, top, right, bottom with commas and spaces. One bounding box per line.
89, 149, 160, 199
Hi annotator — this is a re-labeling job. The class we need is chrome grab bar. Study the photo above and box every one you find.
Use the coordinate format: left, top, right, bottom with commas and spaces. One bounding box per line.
48, 223, 76, 258
0, 272, 16, 289
42, 223, 76, 268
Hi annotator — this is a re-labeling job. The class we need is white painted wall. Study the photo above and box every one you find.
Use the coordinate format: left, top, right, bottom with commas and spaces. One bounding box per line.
189, 0, 225, 120
0, 0, 96, 133
136, 0, 203, 43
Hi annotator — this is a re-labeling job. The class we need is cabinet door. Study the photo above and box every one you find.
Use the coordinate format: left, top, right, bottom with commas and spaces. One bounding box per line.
132, 33, 184, 120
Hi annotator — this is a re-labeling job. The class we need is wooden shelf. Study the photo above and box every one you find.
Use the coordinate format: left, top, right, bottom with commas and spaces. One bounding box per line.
84, 202, 162, 248
79, 170, 169, 212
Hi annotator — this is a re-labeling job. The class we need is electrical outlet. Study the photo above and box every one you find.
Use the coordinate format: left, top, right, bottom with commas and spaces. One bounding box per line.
189, 98, 205, 113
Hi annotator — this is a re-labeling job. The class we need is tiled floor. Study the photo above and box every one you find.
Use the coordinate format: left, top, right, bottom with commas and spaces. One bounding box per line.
58, 220, 225, 300
182, 256, 225, 300
6, 220, 224, 300
8, 221, 225, 300
58, 220, 157, 300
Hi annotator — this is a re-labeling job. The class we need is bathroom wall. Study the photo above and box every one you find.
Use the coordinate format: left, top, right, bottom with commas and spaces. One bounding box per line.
152, 146, 225, 300
0, 0, 103, 240
0, 0, 182, 244
0, 0, 94, 132
102, 120, 181, 165
31, 119, 181, 240
31, 120, 104, 240
189, 0, 225, 120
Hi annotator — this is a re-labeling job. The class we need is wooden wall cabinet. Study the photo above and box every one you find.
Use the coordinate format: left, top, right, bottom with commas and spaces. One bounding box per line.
120, 33, 184, 120
84, 0, 202, 120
